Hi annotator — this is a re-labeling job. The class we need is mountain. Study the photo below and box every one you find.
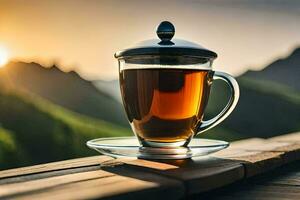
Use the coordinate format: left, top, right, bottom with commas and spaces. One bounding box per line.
0, 61, 128, 127
242, 48, 300, 91
0, 86, 131, 170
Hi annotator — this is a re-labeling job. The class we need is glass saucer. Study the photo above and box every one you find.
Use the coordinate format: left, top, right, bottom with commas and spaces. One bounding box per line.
86, 137, 229, 160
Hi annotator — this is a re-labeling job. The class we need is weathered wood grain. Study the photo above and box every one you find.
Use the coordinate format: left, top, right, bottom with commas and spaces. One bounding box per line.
213, 148, 284, 177
9, 166, 185, 200
269, 132, 300, 163
0, 132, 300, 200
227, 138, 293, 152
0, 170, 113, 198
270, 132, 300, 143
0, 156, 112, 179
101, 156, 244, 195
0, 166, 101, 185
213, 136, 300, 177
269, 172, 300, 186
256, 161, 300, 187
213, 185, 300, 200
203, 161, 300, 200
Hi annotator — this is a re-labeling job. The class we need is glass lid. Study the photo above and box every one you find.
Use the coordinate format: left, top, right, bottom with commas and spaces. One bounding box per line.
114, 21, 217, 60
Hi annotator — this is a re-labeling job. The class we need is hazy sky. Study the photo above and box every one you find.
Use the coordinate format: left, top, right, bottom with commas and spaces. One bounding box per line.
0, 0, 299, 80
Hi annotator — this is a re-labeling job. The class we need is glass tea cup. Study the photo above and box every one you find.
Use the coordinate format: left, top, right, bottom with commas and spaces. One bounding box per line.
115, 21, 239, 157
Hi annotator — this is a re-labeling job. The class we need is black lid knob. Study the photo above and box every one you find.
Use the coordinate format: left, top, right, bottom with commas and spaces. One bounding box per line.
156, 21, 175, 42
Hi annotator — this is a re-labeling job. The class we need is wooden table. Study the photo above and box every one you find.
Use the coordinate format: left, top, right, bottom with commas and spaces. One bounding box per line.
197, 160, 300, 200
0, 132, 299, 200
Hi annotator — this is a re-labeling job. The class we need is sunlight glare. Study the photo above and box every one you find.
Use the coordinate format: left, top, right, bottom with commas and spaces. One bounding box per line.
0, 46, 9, 67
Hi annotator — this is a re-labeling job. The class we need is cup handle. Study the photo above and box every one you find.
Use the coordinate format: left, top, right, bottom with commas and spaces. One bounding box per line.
197, 71, 240, 134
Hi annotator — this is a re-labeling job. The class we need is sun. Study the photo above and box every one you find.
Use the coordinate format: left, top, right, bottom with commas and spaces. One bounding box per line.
0, 46, 9, 67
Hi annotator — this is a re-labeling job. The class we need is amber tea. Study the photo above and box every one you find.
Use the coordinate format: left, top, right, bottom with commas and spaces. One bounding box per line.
119, 68, 213, 146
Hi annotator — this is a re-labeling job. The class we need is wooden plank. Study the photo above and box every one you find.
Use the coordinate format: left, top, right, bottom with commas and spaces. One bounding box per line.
276, 143, 300, 164
0, 156, 112, 179
268, 172, 300, 186
228, 137, 300, 164
219, 137, 300, 162
213, 137, 299, 177
260, 162, 300, 187
228, 138, 293, 152
9, 166, 185, 200
226, 151, 283, 177
0, 133, 300, 199
270, 132, 300, 143
0, 170, 113, 198
101, 156, 244, 195
0, 165, 101, 185
198, 160, 300, 200
268, 132, 300, 163
211, 185, 300, 200
98, 134, 300, 194
213, 147, 284, 174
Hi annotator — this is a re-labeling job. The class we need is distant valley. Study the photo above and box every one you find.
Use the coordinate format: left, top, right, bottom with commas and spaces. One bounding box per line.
0, 62, 128, 127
